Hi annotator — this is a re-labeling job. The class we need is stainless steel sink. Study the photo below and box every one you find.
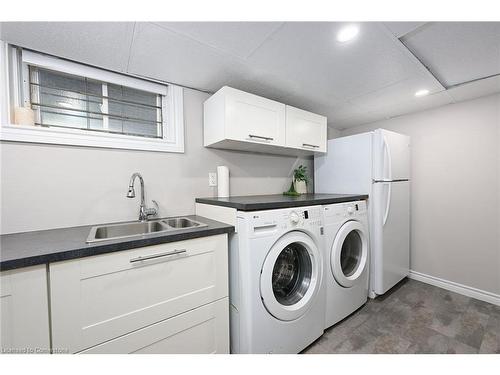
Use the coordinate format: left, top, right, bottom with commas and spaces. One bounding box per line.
87, 217, 207, 243
162, 217, 206, 229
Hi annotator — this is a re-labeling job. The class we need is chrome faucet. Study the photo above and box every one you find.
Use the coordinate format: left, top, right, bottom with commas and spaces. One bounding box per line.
126, 172, 159, 221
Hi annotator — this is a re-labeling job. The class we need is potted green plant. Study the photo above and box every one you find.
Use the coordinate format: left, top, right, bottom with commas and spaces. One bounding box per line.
293, 165, 308, 194
283, 180, 300, 196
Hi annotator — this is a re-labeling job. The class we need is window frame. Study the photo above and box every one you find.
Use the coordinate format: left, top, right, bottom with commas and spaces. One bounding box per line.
0, 43, 185, 153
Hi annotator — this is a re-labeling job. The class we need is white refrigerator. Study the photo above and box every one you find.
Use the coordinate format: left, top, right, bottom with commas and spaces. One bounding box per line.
315, 129, 410, 297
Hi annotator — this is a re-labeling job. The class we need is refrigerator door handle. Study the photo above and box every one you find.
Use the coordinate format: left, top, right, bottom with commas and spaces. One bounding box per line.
383, 135, 392, 181
383, 182, 391, 226
373, 179, 409, 183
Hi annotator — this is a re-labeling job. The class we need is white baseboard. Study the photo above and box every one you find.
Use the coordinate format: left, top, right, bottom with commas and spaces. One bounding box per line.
408, 270, 500, 307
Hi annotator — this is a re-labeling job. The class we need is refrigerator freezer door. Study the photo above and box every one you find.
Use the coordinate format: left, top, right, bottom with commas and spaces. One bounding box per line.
373, 129, 410, 181
371, 180, 410, 295
315, 132, 373, 195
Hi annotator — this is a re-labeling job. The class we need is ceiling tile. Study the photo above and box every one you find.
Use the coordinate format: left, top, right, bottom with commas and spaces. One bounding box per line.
401, 22, 500, 87
380, 90, 453, 119
127, 22, 250, 91
348, 73, 444, 113
383, 22, 426, 38
447, 75, 500, 102
246, 22, 427, 101
0, 22, 135, 72
153, 22, 283, 59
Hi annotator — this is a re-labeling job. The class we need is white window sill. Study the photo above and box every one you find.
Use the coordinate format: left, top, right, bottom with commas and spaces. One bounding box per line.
0, 124, 184, 153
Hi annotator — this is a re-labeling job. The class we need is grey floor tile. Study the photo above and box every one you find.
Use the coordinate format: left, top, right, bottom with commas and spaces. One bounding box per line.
330, 330, 379, 354
479, 313, 500, 354
454, 306, 490, 349
468, 298, 500, 317
302, 278, 500, 354
406, 332, 477, 354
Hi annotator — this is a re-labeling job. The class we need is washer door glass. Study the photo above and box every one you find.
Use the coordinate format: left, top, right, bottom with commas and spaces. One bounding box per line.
340, 230, 362, 277
331, 221, 368, 288
260, 231, 321, 321
272, 242, 312, 306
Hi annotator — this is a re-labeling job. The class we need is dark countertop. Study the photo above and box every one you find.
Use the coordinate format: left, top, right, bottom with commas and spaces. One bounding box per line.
196, 193, 368, 211
0, 215, 234, 271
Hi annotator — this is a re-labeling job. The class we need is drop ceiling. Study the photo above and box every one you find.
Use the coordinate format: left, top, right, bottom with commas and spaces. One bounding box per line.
1, 21, 499, 129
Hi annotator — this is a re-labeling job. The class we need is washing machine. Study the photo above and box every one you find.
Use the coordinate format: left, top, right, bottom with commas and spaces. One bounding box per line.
322, 200, 369, 329
229, 206, 325, 353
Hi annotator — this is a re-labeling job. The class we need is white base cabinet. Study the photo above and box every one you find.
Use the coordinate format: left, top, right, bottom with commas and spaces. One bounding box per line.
79, 298, 229, 354
50, 234, 229, 354
204, 86, 327, 156
0, 265, 50, 354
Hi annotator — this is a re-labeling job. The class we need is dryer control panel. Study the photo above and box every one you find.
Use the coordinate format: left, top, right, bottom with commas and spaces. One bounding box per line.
323, 200, 367, 221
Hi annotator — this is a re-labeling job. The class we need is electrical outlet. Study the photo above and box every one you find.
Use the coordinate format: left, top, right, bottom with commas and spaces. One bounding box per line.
208, 172, 217, 187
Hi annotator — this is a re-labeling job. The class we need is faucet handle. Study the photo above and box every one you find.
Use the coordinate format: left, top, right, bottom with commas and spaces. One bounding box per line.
145, 200, 159, 218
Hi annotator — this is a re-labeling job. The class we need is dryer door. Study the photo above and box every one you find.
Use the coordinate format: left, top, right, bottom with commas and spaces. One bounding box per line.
331, 220, 368, 288
260, 231, 322, 321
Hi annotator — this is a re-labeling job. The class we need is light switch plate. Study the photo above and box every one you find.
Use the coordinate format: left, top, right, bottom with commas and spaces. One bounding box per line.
208, 172, 217, 187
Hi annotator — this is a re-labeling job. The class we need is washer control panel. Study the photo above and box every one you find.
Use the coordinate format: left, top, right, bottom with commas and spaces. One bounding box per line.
285, 207, 322, 227
247, 206, 323, 237
289, 211, 301, 224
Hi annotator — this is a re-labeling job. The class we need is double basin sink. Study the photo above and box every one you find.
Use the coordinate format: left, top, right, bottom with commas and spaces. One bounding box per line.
86, 217, 207, 243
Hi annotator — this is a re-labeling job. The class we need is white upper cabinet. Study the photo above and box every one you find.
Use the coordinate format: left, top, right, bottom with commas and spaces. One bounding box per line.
204, 86, 326, 155
225, 87, 286, 146
285, 105, 327, 153
204, 86, 286, 149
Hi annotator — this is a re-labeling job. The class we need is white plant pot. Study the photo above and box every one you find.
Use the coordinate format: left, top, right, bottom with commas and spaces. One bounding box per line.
294, 180, 307, 194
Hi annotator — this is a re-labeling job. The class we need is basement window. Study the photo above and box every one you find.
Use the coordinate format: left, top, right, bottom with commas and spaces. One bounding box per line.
0, 44, 185, 153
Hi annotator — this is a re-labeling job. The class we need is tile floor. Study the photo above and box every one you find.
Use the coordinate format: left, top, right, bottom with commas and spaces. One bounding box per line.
302, 278, 500, 354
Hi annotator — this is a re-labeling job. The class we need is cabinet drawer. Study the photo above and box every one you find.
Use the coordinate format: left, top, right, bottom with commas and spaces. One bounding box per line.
79, 298, 229, 354
50, 234, 228, 353
285, 105, 327, 153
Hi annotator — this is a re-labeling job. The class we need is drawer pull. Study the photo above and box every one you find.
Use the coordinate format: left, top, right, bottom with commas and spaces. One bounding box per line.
248, 134, 274, 141
302, 143, 320, 148
130, 249, 187, 263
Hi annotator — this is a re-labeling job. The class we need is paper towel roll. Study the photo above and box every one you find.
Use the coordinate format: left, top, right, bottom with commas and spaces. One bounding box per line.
217, 166, 230, 197
14, 106, 35, 126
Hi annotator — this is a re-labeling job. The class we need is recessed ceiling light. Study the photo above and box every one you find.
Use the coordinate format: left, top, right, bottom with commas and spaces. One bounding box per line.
415, 89, 430, 97
337, 25, 359, 43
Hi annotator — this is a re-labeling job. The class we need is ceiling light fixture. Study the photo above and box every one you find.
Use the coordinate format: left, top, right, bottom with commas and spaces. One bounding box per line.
336, 25, 359, 43
415, 89, 430, 97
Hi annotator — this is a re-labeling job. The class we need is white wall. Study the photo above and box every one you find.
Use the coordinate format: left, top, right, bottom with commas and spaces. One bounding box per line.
339, 94, 500, 295
0, 88, 313, 234
327, 126, 341, 140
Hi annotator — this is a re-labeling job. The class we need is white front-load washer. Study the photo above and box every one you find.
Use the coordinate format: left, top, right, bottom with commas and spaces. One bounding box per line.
322, 200, 369, 329
229, 206, 325, 353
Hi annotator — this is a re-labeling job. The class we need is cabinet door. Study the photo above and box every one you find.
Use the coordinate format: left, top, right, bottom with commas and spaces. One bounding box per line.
79, 298, 229, 354
224, 87, 286, 146
50, 234, 228, 353
285, 106, 327, 153
0, 265, 50, 354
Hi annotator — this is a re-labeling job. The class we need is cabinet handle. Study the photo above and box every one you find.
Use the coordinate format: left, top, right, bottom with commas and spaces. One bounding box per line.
302, 143, 320, 148
248, 134, 274, 141
130, 249, 187, 263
